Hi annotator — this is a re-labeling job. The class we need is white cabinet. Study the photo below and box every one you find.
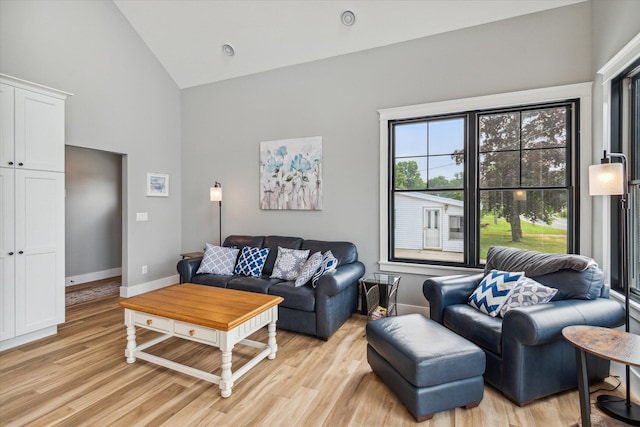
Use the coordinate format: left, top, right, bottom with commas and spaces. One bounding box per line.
1, 81, 65, 172
0, 74, 70, 350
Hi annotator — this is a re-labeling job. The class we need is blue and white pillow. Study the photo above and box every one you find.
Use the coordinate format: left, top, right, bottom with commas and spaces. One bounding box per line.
295, 251, 323, 287
196, 243, 240, 275
468, 270, 524, 317
271, 247, 310, 281
498, 276, 558, 317
311, 250, 338, 287
234, 246, 270, 277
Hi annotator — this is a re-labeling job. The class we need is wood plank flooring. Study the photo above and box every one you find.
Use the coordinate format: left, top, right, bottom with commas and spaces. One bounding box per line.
0, 295, 627, 426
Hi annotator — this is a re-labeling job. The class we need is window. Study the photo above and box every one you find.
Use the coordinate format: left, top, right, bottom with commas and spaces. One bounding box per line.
610, 58, 640, 298
379, 84, 589, 272
449, 216, 464, 240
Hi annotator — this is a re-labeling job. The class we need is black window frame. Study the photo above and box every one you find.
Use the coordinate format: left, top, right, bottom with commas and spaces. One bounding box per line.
388, 100, 580, 268
610, 58, 640, 300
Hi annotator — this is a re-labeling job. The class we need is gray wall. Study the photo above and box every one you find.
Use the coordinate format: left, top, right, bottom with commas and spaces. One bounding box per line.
0, 0, 182, 287
181, 3, 592, 308
65, 146, 122, 278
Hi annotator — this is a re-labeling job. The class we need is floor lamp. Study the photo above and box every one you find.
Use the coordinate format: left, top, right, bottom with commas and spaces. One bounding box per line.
210, 182, 222, 245
589, 150, 640, 425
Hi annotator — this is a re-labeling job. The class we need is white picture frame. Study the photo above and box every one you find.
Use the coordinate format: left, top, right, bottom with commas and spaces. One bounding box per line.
146, 172, 169, 197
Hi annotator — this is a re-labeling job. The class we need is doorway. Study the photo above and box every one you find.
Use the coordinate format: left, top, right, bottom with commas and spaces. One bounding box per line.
64, 146, 124, 304
423, 208, 442, 250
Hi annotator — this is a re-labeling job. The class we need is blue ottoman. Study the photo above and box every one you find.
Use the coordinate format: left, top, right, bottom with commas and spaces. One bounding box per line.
366, 314, 485, 421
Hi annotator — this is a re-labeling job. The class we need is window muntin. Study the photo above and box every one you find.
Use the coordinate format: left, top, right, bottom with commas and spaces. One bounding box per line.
390, 102, 575, 267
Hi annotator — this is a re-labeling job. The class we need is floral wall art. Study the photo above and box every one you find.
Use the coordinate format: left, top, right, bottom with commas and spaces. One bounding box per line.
260, 136, 322, 210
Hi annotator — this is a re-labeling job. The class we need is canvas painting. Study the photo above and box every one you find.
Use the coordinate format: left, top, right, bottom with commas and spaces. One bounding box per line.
260, 136, 322, 210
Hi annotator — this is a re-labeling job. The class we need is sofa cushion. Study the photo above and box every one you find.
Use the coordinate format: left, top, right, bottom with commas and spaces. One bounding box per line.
444, 305, 503, 355
196, 244, 240, 275
270, 246, 310, 280
311, 250, 338, 287
535, 266, 604, 301
224, 235, 265, 250
498, 277, 557, 317
191, 274, 233, 288
468, 270, 523, 317
269, 282, 316, 312
234, 246, 270, 277
262, 236, 304, 275
295, 251, 323, 287
227, 276, 282, 294
301, 240, 357, 266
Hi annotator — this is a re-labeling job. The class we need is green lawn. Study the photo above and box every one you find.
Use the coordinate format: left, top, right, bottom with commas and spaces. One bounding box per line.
479, 214, 566, 259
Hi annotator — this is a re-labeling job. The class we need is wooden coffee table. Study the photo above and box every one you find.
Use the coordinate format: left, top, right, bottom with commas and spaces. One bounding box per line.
119, 283, 283, 397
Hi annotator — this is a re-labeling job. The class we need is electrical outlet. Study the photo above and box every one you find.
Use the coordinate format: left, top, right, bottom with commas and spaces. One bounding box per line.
142, 265, 148, 274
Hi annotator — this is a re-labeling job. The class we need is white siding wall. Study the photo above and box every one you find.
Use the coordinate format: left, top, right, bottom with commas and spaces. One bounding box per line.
395, 194, 463, 253
394, 195, 424, 249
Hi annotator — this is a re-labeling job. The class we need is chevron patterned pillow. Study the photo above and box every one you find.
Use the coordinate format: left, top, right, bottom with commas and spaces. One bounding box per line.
468, 270, 524, 317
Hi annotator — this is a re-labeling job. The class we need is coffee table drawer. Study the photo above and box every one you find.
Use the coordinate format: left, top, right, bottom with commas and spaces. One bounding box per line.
133, 312, 171, 333
175, 322, 218, 345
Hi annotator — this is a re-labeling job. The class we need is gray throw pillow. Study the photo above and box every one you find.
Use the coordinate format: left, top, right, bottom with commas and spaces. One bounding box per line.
499, 276, 558, 317
196, 243, 239, 275
270, 246, 310, 281
294, 251, 323, 287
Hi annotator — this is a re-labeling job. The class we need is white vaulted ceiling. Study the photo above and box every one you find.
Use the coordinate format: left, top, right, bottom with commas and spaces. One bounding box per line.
114, 0, 585, 89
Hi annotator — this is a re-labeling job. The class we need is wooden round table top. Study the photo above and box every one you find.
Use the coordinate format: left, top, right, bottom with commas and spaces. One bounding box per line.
563, 325, 640, 367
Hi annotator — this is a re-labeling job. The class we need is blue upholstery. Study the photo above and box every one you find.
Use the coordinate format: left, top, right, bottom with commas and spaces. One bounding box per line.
424, 253, 625, 406
366, 314, 485, 420
178, 235, 365, 340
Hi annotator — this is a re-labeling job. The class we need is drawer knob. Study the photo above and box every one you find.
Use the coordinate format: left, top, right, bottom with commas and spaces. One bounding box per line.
146, 319, 153, 325
189, 329, 195, 336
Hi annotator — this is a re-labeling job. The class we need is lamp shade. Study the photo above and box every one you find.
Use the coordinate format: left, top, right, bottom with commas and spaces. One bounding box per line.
210, 185, 222, 202
589, 163, 624, 196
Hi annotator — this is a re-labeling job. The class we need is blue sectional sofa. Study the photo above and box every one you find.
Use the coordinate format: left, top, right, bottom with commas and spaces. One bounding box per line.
177, 235, 365, 340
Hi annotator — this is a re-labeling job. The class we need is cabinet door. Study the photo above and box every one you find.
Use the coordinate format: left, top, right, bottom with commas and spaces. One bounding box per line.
14, 169, 64, 335
0, 168, 15, 340
14, 88, 65, 172
0, 84, 14, 169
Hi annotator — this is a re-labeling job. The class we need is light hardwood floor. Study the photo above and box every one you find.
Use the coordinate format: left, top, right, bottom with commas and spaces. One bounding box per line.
0, 295, 627, 426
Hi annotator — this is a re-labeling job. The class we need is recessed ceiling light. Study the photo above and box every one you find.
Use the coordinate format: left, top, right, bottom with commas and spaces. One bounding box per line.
341, 10, 356, 26
222, 43, 235, 56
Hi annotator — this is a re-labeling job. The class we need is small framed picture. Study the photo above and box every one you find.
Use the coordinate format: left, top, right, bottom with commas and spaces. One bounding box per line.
146, 173, 169, 197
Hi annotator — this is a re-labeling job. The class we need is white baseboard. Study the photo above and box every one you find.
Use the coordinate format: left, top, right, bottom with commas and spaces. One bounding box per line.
0, 326, 57, 351
120, 275, 180, 298
66, 268, 122, 286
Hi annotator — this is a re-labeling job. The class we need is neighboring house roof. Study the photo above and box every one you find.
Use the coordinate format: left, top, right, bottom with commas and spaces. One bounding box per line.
396, 192, 464, 208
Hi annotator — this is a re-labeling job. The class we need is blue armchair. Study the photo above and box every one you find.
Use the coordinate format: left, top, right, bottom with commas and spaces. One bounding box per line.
423, 247, 625, 405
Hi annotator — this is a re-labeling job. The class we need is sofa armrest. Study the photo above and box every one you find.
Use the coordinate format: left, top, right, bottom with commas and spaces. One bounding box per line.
503, 298, 625, 346
423, 273, 484, 323
315, 262, 365, 297
177, 258, 202, 283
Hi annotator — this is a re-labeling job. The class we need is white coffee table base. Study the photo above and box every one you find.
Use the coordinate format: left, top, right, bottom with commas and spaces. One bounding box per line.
123, 306, 279, 398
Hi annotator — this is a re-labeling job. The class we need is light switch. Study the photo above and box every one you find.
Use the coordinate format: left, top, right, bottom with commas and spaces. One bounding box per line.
136, 212, 148, 221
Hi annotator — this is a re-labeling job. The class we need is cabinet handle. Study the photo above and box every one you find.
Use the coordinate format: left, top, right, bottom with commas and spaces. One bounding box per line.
189, 329, 195, 336
18, 251, 24, 254
8, 161, 13, 165
18, 162, 23, 166
8, 252, 13, 256
146, 319, 153, 325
